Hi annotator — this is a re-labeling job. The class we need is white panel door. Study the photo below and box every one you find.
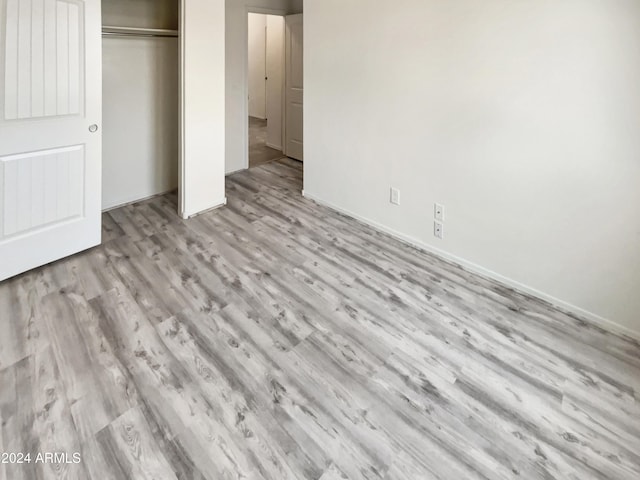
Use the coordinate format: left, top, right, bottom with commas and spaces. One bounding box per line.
0, 0, 101, 280
284, 13, 303, 161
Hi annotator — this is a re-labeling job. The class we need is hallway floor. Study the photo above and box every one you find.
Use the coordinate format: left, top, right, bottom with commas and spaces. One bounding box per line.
249, 117, 284, 168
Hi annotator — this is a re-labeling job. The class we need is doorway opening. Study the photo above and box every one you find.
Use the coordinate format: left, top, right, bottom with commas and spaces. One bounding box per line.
245, 11, 303, 177
248, 13, 285, 169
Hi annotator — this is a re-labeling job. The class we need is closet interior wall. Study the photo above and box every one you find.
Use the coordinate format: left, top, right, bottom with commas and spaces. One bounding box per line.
102, 0, 179, 210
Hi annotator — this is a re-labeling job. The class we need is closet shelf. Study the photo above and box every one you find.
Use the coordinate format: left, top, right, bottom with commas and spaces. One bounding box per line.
102, 26, 179, 38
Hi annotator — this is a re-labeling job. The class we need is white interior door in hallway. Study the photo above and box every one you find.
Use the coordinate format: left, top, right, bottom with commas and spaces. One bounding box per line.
284, 13, 303, 161
0, 0, 102, 280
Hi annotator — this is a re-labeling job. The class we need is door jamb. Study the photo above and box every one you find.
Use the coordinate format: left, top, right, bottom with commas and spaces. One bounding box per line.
179, 0, 185, 217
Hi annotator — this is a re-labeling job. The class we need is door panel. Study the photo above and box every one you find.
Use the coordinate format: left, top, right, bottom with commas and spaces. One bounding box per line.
0, 0, 101, 281
0, 146, 85, 239
4, 0, 84, 120
284, 14, 303, 161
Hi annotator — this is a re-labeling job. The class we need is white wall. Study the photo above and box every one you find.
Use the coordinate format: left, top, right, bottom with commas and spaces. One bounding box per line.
102, 37, 178, 209
225, 0, 291, 174
304, 0, 640, 335
266, 15, 285, 150
248, 14, 267, 119
102, 0, 178, 29
180, 0, 226, 217
288, 0, 303, 14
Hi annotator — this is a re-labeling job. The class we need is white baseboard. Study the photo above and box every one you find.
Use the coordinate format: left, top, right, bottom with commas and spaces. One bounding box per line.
226, 167, 248, 176
181, 197, 227, 220
266, 142, 283, 151
102, 188, 177, 212
302, 191, 640, 341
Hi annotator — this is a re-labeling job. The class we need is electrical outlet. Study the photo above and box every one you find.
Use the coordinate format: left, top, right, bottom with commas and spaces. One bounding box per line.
390, 188, 401, 205
434, 203, 445, 221
434, 221, 444, 239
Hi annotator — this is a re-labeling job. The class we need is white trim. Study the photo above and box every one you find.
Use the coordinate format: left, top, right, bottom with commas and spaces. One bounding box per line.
178, 0, 186, 218
226, 167, 247, 176
280, 15, 287, 157
102, 189, 177, 213
243, 6, 288, 172
181, 197, 227, 220
266, 142, 283, 151
302, 191, 640, 341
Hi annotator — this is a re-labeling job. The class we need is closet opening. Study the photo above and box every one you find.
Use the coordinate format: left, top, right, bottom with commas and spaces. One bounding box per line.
101, 0, 180, 213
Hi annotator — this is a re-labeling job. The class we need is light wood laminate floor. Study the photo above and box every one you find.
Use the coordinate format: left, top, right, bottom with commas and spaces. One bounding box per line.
249, 117, 284, 168
1, 159, 639, 480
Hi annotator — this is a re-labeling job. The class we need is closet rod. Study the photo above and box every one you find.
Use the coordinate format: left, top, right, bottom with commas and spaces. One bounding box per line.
102, 26, 179, 38
102, 32, 178, 38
